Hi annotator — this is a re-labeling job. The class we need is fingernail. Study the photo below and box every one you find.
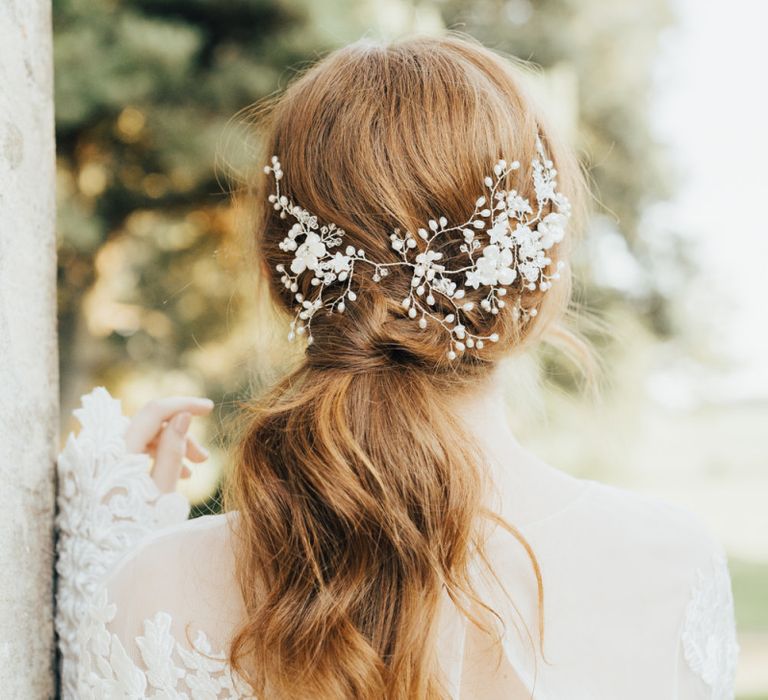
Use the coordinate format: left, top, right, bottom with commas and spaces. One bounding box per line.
172, 412, 191, 433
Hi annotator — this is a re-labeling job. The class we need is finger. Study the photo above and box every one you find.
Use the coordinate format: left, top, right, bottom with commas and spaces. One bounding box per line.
185, 435, 210, 463
181, 465, 192, 479
125, 397, 213, 453
151, 411, 191, 493
149, 428, 208, 462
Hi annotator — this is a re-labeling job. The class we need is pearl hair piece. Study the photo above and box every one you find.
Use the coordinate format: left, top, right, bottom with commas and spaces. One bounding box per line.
263, 136, 571, 360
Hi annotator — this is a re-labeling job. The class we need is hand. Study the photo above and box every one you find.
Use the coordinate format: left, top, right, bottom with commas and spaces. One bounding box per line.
123, 396, 215, 493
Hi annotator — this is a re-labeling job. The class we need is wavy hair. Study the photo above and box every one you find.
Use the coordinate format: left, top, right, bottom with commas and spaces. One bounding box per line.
225, 33, 591, 699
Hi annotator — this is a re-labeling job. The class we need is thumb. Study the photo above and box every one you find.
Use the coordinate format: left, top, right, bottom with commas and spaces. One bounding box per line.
151, 411, 191, 493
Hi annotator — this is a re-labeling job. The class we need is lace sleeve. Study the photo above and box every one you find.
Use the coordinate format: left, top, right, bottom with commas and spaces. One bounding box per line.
74, 585, 251, 698
55, 386, 191, 700
677, 547, 740, 699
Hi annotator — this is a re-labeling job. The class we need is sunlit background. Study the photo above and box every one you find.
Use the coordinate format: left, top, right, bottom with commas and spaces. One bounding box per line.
54, 0, 767, 695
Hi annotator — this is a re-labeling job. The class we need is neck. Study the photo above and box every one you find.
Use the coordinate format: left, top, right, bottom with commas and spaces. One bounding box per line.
448, 364, 584, 528
450, 366, 524, 469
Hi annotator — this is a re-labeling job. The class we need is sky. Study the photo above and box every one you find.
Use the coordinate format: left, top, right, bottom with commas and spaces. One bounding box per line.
649, 0, 768, 402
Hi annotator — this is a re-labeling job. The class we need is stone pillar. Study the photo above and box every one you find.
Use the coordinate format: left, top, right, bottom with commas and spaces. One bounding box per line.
0, 0, 58, 696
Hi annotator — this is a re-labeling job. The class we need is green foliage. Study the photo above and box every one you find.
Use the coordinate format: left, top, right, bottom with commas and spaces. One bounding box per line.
54, 0, 324, 417
731, 558, 768, 632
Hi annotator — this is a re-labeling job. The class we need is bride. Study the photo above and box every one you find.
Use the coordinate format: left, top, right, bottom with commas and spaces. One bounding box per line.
55, 34, 738, 699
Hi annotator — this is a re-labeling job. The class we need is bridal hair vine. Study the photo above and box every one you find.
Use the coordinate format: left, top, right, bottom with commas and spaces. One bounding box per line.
264, 137, 570, 360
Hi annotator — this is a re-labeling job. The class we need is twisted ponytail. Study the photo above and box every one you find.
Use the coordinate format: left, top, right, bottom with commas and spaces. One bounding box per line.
229, 362, 495, 698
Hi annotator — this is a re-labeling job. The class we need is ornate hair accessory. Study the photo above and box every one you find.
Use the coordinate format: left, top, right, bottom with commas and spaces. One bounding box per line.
263, 137, 570, 360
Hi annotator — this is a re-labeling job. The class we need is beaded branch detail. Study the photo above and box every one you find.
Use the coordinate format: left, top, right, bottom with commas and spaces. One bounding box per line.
264, 137, 571, 360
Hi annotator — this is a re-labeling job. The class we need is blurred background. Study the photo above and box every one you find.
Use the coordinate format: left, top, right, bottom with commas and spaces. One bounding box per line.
53, 0, 767, 694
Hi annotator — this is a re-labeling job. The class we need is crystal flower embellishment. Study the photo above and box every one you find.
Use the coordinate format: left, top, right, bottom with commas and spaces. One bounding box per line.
264, 137, 571, 360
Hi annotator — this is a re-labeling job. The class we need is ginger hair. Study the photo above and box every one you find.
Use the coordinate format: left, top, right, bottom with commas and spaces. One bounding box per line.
226, 33, 590, 699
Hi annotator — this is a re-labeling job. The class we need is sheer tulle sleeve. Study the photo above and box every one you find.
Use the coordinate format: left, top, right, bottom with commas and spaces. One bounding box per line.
55, 387, 191, 700
676, 546, 740, 699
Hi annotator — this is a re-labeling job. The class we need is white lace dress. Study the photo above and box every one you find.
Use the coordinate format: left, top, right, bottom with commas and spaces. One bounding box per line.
55, 387, 740, 699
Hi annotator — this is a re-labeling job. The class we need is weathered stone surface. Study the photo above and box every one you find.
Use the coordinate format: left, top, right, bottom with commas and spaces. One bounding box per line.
0, 0, 58, 696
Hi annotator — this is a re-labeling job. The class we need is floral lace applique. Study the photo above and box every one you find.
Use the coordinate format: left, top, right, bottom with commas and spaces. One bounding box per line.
56, 387, 191, 699
681, 550, 740, 699
76, 587, 252, 699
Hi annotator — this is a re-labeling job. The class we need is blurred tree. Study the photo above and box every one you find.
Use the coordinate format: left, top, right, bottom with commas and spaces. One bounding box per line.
54, 0, 328, 419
